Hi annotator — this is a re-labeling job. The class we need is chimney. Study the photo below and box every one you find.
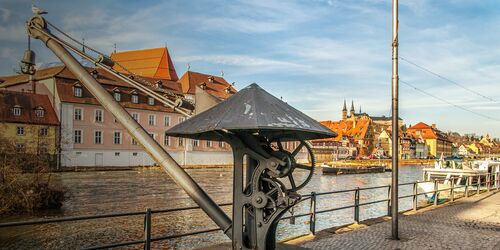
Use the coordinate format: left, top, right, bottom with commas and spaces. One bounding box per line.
431, 124, 436, 129
208, 76, 214, 83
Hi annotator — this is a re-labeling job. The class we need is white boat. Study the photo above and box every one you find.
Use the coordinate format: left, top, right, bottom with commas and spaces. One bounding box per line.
423, 157, 500, 186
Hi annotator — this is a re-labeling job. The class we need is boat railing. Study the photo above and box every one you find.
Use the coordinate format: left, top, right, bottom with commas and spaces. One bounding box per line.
0, 172, 498, 249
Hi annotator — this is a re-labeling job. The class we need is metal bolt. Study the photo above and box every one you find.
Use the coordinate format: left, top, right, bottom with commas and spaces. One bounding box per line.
258, 222, 262, 227
256, 197, 263, 203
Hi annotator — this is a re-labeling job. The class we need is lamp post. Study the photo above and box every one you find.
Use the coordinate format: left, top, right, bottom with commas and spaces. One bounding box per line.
391, 0, 400, 240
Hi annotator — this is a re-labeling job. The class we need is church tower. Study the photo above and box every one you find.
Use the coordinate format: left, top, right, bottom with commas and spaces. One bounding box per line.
342, 99, 347, 120
350, 100, 355, 118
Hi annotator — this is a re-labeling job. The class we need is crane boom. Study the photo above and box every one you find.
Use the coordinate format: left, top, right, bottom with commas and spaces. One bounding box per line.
26, 15, 233, 237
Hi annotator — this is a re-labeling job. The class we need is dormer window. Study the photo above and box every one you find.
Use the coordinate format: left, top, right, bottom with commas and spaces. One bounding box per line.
155, 80, 163, 89
207, 76, 214, 83
148, 97, 155, 105
12, 105, 22, 116
132, 94, 139, 104
73, 83, 83, 97
113, 88, 121, 101
200, 83, 207, 90
35, 106, 45, 117
224, 87, 231, 94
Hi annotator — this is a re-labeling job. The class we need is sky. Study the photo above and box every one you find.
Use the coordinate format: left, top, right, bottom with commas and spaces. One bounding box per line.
0, 0, 499, 137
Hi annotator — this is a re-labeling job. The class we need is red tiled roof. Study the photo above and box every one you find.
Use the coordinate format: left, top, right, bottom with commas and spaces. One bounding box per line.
0, 90, 59, 126
317, 119, 371, 142
111, 47, 178, 81
178, 71, 236, 99
407, 122, 450, 142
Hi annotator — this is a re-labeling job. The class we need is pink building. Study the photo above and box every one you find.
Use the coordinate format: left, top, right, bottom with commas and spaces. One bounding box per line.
0, 47, 237, 167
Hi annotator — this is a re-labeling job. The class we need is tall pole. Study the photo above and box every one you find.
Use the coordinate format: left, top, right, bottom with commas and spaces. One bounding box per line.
391, 0, 400, 240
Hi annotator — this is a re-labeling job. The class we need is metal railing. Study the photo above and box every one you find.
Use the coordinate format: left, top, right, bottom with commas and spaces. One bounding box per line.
1, 172, 498, 249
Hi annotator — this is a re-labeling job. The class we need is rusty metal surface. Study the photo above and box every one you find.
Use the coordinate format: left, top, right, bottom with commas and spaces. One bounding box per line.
166, 83, 336, 141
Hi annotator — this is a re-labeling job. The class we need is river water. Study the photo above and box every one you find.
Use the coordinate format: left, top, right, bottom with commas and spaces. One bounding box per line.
0, 165, 427, 249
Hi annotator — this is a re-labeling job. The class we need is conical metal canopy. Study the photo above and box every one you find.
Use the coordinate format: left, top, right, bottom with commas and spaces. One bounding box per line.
166, 83, 336, 141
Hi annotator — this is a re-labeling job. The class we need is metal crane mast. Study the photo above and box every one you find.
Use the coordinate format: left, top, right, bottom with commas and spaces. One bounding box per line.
25, 15, 233, 237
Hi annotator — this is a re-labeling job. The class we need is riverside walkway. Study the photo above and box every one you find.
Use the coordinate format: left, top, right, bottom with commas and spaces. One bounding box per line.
290, 190, 500, 249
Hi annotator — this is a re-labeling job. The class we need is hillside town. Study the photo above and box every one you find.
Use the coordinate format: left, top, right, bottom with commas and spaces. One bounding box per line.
1, 46, 498, 169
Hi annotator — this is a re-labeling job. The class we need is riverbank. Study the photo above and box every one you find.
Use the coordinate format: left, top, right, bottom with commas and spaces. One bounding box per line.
326, 159, 434, 169
54, 159, 432, 172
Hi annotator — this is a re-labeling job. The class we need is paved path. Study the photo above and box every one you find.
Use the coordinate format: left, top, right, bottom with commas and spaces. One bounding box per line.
296, 190, 500, 250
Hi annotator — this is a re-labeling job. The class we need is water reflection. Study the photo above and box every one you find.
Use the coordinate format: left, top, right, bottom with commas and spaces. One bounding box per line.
0, 165, 425, 249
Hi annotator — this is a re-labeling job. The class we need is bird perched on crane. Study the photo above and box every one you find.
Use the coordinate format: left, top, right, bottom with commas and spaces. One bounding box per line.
32, 4, 48, 15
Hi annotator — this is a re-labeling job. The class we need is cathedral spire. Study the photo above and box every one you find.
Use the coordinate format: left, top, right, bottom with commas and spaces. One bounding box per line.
342, 99, 347, 111
350, 100, 355, 112
359, 106, 362, 113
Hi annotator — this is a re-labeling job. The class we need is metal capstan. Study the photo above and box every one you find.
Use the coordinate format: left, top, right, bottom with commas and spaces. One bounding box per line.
167, 83, 335, 249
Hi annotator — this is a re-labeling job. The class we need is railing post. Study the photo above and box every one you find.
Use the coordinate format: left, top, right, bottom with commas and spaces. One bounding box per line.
486, 173, 490, 192
412, 182, 418, 211
465, 176, 469, 198
387, 185, 392, 216
495, 172, 500, 190
450, 177, 454, 202
477, 175, 481, 195
433, 179, 439, 206
289, 206, 296, 225
144, 208, 151, 250
354, 187, 360, 224
309, 192, 316, 235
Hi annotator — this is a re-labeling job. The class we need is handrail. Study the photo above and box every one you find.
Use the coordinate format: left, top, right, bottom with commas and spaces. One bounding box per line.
1, 172, 498, 249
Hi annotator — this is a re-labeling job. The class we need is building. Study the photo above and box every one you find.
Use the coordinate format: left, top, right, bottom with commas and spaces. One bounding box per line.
458, 144, 475, 158
310, 138, 357, 163
0, 47, 237, 168
406, 122, 452, 158
0, 90, 59, 156
319, 119, 374, 156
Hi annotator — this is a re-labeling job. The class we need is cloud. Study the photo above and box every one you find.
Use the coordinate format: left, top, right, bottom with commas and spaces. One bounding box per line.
0, 7, 11, 22
177, 55, 301, 68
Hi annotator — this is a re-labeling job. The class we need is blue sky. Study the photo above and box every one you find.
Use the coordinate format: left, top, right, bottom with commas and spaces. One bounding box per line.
1, 0, 499, 137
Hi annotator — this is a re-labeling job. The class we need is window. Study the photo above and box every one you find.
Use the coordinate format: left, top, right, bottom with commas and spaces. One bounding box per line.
206, 140, 212, 147
131, 138, 137, 145
179, 117, 185, 124
148, 114, 156, 126
115, 152, 120, 156
193, 139, 199, 147
74, 108, 83, 120
94, 130, 103, 144
132, 94, 139, 104
74, 130, 82, 144
113, 90, 121, 101
35, 107, 45, 117
132, 152, 138, 156
132, 113, 139, 122
74, 85, 83, 97
113, 131, 122, 144
164, 132, 170, 146
39, 128, 48, 136
95, 109, 103, 123
16, 126, 25, 136
16, 143, 25, 153
12, 106, 21, 116
178, 138, 184, 147
164, 116, 171, 126
219, 141, 225, 148
148, 97, 154, 105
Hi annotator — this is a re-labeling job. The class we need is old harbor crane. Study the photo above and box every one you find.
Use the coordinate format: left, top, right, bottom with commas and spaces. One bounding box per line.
23, 14, 335, 249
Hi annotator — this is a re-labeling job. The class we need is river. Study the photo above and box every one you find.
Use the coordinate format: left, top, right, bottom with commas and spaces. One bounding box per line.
0, 165, 427, 249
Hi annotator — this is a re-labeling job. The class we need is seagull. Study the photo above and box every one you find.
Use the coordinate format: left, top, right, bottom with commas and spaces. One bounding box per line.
32, 4, 48, 15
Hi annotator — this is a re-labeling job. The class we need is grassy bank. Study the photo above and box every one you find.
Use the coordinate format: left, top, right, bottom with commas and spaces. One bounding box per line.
0, 144, 65, 215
